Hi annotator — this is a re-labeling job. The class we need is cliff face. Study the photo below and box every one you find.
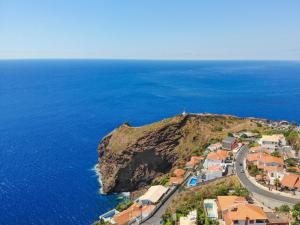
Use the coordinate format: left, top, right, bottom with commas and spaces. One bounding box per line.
98, 113, 257, 194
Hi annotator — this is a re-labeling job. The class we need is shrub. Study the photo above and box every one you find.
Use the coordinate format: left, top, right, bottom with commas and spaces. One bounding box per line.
247, 164, 262, 177
285, 158, 298, 167
276, 204, 290, 213
115, 200, 133, 212
212, 127, 223, 132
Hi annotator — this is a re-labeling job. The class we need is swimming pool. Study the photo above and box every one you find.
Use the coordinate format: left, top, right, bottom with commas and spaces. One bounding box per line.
188, 177, 198, 186
204, 199, 218, 219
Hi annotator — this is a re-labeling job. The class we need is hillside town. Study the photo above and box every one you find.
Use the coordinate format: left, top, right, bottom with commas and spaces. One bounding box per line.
95, 118, 300, 225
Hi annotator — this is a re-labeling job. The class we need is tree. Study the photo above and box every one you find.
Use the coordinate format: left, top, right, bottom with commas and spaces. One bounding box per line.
292, 203, 300, 224
274, 178, 281, 190
276, 204, 290, 213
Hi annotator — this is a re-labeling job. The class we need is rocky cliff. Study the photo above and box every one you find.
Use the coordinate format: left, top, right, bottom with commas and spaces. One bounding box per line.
97, 113, 258, 194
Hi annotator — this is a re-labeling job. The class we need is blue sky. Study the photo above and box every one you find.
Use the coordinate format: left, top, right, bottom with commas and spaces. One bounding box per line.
0, 0, 300, 59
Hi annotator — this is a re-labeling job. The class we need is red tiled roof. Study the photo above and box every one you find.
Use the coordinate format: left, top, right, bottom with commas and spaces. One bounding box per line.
173, 169, 185, 177
281, 173, 300, 189
185, 156, 204, 167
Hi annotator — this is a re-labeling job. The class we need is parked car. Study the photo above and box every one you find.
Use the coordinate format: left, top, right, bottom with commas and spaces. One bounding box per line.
240, 169, 244, 173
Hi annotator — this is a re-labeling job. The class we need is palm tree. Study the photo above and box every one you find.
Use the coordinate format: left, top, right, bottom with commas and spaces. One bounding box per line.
274, 178, 281, 190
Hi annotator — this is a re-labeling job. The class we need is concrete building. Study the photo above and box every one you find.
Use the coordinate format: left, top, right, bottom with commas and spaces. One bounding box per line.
259, 135, 287, 151
138, 185, 169, 205
203, 150, 229, 168
222, 137, 238, 151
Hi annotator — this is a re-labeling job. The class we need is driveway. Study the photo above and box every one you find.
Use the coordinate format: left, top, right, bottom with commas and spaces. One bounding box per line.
235, 146, 300, 206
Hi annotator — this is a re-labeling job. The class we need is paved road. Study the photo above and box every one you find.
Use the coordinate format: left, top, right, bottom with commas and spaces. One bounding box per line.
141, 187, 180, 225
235, 146, 300, 205
141, 173, 192, 225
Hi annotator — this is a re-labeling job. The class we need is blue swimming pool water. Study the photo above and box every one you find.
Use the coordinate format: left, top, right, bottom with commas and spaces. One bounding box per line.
204, 203, 213, 209
188, 177, 198, 186
1, 60, 300, 224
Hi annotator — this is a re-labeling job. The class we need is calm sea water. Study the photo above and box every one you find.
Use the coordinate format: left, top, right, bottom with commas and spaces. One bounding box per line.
1, 60, 300, 225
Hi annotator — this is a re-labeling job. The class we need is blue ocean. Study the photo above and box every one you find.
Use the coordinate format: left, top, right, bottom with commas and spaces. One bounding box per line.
1, 60, 300, 225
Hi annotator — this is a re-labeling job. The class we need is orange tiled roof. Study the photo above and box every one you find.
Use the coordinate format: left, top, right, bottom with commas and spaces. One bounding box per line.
249, 146, 272, 154
261, 165, 284, 172
173, 169, 186, 177
281, 173, 300, 189
247, 152, 284, 166
207, 150, 228, 161
216, 150, 229, 159
142, 204, 155, 216
206, 152, 222, 161
170, 177, 184, 185
186, 156, 204, 167
247, 152, 267, 162
113, 203, 155, 225
262, 155, 284, 165
113, 203, 141, 225
217, 196, 247, 212
223, 204, 267, 225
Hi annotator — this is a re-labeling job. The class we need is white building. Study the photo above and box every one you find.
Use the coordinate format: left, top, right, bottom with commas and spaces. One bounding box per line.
258, 134, 286, 151
138, 185, 169, 205
207, 142, 222, 152
203, 150, 228, 169
204, 165, 224, 181
179, 210, 197, 225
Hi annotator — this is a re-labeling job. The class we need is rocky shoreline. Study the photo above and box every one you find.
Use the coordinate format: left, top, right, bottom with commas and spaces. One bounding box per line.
96, 113, 267, 194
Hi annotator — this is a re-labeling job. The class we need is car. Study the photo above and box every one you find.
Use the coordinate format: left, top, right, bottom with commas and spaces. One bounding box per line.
240, 169, 244, 173
239, 162, 243, 166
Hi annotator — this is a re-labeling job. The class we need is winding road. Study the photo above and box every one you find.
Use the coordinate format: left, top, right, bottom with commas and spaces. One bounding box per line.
235, 146, 300, 205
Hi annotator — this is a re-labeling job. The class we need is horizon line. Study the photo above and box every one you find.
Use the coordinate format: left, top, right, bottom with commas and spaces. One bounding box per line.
0, 58, 300, 61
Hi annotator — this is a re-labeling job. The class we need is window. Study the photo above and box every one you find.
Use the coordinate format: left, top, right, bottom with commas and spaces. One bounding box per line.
233, 220, 239, 224
249, 220, 254, 224
256, 219, 265, 223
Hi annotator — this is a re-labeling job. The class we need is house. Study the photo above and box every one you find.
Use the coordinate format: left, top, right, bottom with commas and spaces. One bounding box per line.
173, 168, 186, 177
222, 137, 238, 150
280, 173, 300, 190
185, 156, 205, 169
217, 196, 268, 225
207, 143, 223, 152
266, 212, 290, 225
247, 152, 285, 185
99, 209, 119, 223
259, 135, 287, 151
203, 150, 229, 168
249, 146, 272, 154
170, 169, 186, 185
112, 203, 155, 225
204, 165, 224, 181
179, 209, 197, 225
138, 185, 169, 205
263, 166, 285, 185
247, 153, 284, 171
217, 196, 248, 212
